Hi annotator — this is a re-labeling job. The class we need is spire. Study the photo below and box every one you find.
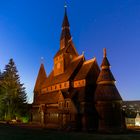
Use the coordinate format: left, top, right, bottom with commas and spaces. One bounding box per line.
101, 48, 110, 69
103, 48, 107, 58
60, 4, 72, 50
98, 48, 115, 84
62, 2, 70, 28
95, 49, 122, 101
34, 62, 47, 93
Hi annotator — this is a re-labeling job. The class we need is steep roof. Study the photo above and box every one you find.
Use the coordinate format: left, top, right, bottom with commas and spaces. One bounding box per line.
97, 48, 115, 84
97, 69, 115, 83
95, 84, 122, 101
34, 91, 61, 105
101, 57, 110, 68
60, 6, 72, 50
62, 7, 70, 28
54, 41, 78, 58
95, 48, 122, 101
34, 63, 47, 93
100, 48, 110, 68
74, 58, 98, 81
42, 55, 84, 88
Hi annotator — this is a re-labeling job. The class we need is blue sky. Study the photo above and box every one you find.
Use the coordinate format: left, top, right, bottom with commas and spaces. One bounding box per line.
0, 0, 140, 103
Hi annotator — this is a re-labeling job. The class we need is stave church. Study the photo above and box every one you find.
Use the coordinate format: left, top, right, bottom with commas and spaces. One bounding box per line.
32, 6, 126, 132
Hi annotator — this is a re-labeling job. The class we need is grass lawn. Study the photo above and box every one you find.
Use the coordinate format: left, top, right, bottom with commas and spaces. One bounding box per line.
0, 123, 140, 140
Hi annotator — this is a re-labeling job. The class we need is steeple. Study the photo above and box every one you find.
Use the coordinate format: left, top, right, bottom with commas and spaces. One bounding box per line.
101, 48, 110, 69
60, 4, 72, 50
62, 4, 70, 28
94, 49, 125, 132
97, 48, 115, 85
95, 48, 122, 101
34, 62, 47, 94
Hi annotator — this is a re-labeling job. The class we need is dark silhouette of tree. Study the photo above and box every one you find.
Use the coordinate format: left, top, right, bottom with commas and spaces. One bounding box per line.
0, 59, 27, 120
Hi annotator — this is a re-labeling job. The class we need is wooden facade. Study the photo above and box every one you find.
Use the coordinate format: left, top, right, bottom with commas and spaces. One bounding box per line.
32, 7, 125, 132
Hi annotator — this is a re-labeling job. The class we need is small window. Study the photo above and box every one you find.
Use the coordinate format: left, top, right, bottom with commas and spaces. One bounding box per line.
66, 102, 69, 108
64, 82, 66, 87
60, 84, 61, 88
66, 101, 70, 108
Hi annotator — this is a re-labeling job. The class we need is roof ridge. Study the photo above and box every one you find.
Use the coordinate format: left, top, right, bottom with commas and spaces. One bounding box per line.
83, 57, 96, 65
72, 54, 84, 62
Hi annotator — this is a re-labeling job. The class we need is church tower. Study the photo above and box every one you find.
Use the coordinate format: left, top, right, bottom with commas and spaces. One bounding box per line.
53, 5, 78, 76
95, 48, 125, 132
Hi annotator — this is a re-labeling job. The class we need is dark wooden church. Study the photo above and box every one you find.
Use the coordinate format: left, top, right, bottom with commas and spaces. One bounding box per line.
32, 7, 125, 132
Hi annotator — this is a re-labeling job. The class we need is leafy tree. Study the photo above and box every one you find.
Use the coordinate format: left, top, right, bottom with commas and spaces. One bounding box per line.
0, 59, 28, 120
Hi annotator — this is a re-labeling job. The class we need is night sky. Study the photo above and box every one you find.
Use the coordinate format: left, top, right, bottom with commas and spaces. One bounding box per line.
0, 0, 140, 103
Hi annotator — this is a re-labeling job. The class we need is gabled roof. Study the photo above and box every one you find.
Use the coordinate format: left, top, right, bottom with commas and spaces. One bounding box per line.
54, 41, 78, 58
42, 55, 84, 88
34, 63, 47, 92
74, 58, 98, 81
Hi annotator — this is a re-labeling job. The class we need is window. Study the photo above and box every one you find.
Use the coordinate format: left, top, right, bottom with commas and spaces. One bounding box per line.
66, 101, 70, 108
64, 82, 66, 87
57, 62, 60, 69
78, 81, 80, 85
66, 102, 69, 108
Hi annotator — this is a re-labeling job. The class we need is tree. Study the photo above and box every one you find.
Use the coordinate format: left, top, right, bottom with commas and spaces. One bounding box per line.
0, 70, 5, 119
0, 59, 27, 120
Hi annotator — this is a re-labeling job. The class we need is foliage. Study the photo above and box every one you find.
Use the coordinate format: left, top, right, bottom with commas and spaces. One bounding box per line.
0, 59, 28, 121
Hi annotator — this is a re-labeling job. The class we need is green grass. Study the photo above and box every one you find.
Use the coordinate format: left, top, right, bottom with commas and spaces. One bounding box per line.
0, 123, 140, 140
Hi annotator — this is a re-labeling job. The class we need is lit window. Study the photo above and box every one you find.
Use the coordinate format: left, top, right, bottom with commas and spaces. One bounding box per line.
64, 82, 66, 87
78, 81, 80, 85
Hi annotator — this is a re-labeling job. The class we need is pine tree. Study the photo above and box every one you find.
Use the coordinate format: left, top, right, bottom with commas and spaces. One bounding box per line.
1, 59, 27, 120
0, 70, 5, 119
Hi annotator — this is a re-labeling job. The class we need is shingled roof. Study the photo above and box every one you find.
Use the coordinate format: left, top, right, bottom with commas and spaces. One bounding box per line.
54, 41, 78, 58
95, 48, 122, 101
101, 57, 110, 68
59, 6, 72, 50
62, 6, 70, 28
97, 69, 115, 83
42, 55, 84, 88
95, 85, 122, 101
74, 58, 96, 81
34, 91, 61, 105
34, 63, 47, 93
